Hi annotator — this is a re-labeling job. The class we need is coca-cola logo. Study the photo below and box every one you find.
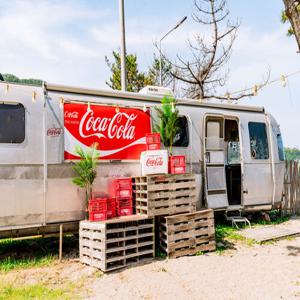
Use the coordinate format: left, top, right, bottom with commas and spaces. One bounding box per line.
47, 128, 62, 137
64, 111, 79, 119
146, 157, 163, 167
79, 110, 137, 140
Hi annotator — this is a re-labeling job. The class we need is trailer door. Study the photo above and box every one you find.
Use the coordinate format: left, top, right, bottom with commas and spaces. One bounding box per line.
241, 120, 273, 207
204, 115, 229, 209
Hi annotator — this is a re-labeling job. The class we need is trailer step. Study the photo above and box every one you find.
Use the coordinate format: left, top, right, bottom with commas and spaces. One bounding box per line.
225, 211, 251, 229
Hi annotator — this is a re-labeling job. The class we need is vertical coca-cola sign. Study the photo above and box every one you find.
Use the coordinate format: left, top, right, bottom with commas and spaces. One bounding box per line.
64, 103, 151, 160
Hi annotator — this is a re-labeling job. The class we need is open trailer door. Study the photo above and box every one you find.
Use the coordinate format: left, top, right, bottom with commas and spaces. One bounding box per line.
241, 118, 273, 208
204, 115, 229, 209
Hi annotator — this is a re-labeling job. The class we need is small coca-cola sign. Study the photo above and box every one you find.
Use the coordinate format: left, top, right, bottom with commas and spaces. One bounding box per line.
141, 150, 168, 175
64, 103, 151, 160
146, 157, 163, 167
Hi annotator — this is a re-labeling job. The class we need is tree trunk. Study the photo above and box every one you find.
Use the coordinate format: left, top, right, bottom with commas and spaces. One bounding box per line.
283, 0, 300, 51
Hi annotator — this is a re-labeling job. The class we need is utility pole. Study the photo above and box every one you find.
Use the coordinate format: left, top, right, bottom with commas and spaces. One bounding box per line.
119, 0, 127, 91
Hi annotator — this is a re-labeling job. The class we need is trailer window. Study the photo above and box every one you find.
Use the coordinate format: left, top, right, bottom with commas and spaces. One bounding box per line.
248, 122, 269, 159
0, 103, 25, 143
277, 133, 285, 161
162, 116, 189, 147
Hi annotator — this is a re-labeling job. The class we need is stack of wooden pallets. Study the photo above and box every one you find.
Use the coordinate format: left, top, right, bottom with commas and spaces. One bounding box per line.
79, 215, 154, 272
133, 173, 216, 259
159, 209, 215, 258
133, 173, 197, 217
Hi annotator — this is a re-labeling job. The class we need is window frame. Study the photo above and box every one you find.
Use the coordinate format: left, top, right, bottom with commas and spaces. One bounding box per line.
0, 102, 26, 144
248, 121, 269, 160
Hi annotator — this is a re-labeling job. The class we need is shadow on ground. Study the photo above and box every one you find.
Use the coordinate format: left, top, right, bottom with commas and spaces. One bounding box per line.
287, 245, 300, 256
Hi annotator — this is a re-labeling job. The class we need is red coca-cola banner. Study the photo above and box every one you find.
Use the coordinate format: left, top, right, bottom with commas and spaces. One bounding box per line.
64, 103, 151, 160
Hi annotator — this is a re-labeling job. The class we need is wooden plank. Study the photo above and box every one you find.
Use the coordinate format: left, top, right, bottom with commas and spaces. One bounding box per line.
168, 241, 216, 259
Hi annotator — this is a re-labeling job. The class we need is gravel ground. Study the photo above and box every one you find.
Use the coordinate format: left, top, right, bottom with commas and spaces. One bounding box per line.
87, 237, 300, 300
1, 235, 300, 299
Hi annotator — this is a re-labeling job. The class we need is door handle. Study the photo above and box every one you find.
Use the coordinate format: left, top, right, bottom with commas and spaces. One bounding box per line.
243, 189, 248, 194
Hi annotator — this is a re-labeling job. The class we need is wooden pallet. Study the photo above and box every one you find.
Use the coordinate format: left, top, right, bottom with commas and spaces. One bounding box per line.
159, 209, 216, 259
79, 215, 154, 272
133, 174, 197, 217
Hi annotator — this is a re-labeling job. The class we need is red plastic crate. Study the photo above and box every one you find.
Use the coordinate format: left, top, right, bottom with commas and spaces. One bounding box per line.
169, 165, 186, 174
107, 198, 116, 219
116, 197, 133, 216
109, 178, 132, 198
146, 143, 160, 151
169, 156, 186, 167
89, 210, 107, 222
91, 191, 107, 200
88, 198, 107, 212
145, 133, 161, 144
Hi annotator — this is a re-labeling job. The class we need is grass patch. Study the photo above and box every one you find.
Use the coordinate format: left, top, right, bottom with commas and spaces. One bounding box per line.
0, 235, 78, 272
253, 210, 290, 226
0, 255, 55, 272
0, 283, 71, 300
155, 249, 167, 259
215, 224, 256, 252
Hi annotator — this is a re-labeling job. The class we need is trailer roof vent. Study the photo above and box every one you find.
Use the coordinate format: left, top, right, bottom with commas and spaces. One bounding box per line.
139, 85, 173, 97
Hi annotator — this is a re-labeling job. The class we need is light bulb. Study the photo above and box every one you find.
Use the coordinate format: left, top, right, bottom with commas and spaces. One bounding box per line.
87, 102, 91, 112
32, 91, 37, 103
171, 102, 175, 113
59, 97, 64, 109
280, 75, 287, 87
226, 92, 231, 103
253, 85, 258, 96
143, 104, 147, 112
116, 105, 120, 113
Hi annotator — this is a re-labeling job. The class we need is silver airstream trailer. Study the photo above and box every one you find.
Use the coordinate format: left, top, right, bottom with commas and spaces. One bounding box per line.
0, 81, 285, 237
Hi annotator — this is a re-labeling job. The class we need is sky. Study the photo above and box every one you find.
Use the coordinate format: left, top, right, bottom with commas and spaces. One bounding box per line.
0, 0, 299, 147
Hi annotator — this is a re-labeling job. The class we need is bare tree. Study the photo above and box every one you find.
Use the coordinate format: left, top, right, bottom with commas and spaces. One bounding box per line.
282, 0, 300, 52
163, 0, 267, 101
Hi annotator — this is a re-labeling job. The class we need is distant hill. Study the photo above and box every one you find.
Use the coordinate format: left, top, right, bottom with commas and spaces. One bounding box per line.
285, 147, 300, 161
1, 73, 42, 86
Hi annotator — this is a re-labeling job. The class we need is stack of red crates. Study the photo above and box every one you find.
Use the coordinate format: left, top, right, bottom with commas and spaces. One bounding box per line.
109, 178, 133, 216
169, 156, 186, 174
145, 133, 161, 151
88, 196, 107, 222
89, 192, 117, 222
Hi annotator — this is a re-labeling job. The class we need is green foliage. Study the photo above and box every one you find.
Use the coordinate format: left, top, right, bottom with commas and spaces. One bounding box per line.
147, 54, 173, 87
155, 249, 167, 259
2, 73, 42, 86
72, 144, 99, 203
154, 95, 179, 155
0, 283, 70, 300
105, 51, 153, 92
0, 236, 78, 272
105, 51, 173, 92
285, 147, 300, 161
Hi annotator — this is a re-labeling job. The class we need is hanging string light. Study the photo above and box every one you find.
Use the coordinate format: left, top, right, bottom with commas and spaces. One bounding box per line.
87, 101, 91, 112
280, 75, 287, 87
171, 102, 175, 113
253, 84, 258, 96
32, 91, 37, 102
5, 84, 9, 94
59, 97, 64, 109
225, 92, 231, 103
115, 104, 120, 113
143, 104, 147, 112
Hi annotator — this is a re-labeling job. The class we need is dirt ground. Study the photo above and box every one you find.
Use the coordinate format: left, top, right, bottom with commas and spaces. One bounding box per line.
2, 236, 300, 300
